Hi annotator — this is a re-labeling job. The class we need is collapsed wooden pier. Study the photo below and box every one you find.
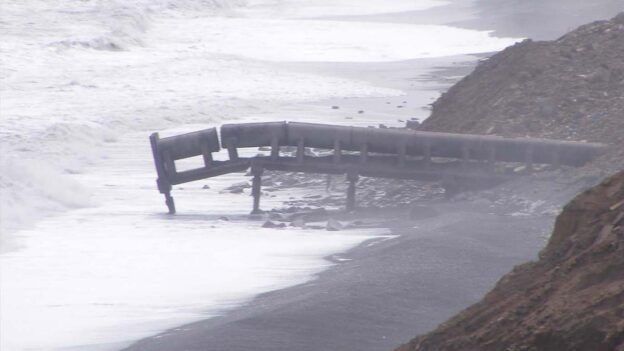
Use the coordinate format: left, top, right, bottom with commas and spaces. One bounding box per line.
149, 121, 606, 214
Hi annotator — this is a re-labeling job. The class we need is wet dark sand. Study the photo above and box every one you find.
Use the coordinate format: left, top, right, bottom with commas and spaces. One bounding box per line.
123, 2, 621, 350
125, 201, 552, 351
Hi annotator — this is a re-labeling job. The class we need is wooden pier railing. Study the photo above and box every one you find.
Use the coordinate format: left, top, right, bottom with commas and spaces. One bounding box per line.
150, 122, 606, 214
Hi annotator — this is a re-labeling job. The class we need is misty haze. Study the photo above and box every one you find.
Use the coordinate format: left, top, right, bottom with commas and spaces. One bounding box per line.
1, 1, 623, 351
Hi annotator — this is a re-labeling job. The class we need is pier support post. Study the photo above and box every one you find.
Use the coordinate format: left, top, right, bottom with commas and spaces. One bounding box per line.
164, 191, 176, 214
487, 146, 496, 173
551, 146, 561, 169
423, 140, 431, 170
346, 172, 359, 212
270, 137, 280, 160
461, 144, 470, 170
201, 144, 213, 167
359, 144, 368, 164
333, 140, 342, 164
150, 133, 176, 214
297, 138, 305, 164
397, 142, 407, 168
251, 165, 264, 214
525, 146, 534, 174
226, 138, 239, 161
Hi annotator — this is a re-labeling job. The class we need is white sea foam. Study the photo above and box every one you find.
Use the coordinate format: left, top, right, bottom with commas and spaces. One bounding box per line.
0, 129, 389, 350
0, 0, 520, 349
241, 0, 448, 18
152, 17, 517, 62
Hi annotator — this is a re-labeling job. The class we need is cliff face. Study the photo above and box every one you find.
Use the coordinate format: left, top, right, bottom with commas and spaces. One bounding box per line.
395, 171, 624, 351
393, 13, 624, 351
420, 13, 624, 174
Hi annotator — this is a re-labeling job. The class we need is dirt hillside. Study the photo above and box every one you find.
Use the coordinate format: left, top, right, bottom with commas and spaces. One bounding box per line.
395, 170, 624, 351
420, 13, 624, 175
394, 13, 624, 351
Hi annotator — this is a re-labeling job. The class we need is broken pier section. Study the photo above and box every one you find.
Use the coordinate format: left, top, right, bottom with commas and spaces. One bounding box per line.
150, 121, 605, 214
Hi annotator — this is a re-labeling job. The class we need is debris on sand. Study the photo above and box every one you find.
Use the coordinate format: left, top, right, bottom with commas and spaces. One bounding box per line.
290, 217, 306, 228
262, 220, 286, 229
407, 205, 438, 221
326, 218, 345, 231
224, 181, 251, 194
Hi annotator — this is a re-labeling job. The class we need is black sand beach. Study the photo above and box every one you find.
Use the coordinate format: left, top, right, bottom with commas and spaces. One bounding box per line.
127, 201, 552, 351
124, 1, 623, 350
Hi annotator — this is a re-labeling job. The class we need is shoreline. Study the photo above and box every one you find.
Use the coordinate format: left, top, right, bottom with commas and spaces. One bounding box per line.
323, 0, 623, 41
122, 1, 622, 350
278, 54, 482, 126
124, 197, 557, 351
121, 60, 489, 351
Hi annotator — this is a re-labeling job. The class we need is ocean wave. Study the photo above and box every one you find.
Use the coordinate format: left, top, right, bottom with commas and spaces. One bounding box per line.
0, 122, 119, 237
48, 1, 150, 51
0, 156, 94, 238
50, 37, 127, 51
39, 0, 253, 51
156, 0, 250, 12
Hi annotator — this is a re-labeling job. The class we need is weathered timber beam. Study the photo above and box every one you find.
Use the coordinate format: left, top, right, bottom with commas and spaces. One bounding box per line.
150, 132, 175, 214
253, 156, 511, 182
220, 122, 605, 166
149, 121, 607, 213
157, 128, 220, 161
169, 160, 250, 185
220, 121, 288, 149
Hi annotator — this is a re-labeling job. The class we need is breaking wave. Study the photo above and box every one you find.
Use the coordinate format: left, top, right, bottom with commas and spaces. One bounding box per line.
0, 122, 122, 237
50, 37, 128, 51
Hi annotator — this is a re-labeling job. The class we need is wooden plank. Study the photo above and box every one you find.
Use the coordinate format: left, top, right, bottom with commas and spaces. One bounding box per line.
170, 161, 250, 185
158, 127, 220, 160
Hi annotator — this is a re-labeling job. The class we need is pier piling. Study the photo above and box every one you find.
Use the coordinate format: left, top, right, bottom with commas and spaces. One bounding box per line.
346, 172, 359, 211
251, 165, 264, 214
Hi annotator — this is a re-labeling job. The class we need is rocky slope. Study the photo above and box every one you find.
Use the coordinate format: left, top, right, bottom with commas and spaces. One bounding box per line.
393, 13, 624, 351
420, 13, 624, 176
395, 170, 624, 351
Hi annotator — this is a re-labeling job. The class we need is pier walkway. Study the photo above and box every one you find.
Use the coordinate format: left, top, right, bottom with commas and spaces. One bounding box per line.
149, 122, 605, 214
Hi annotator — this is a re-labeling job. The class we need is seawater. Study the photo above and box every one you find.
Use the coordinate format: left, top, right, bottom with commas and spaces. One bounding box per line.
0, 1, 517, 350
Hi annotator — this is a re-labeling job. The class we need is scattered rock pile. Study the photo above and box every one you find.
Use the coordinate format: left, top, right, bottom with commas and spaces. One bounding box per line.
420, 13, 624, 175
264, 171, 445, 210
395, 170, 624, 351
